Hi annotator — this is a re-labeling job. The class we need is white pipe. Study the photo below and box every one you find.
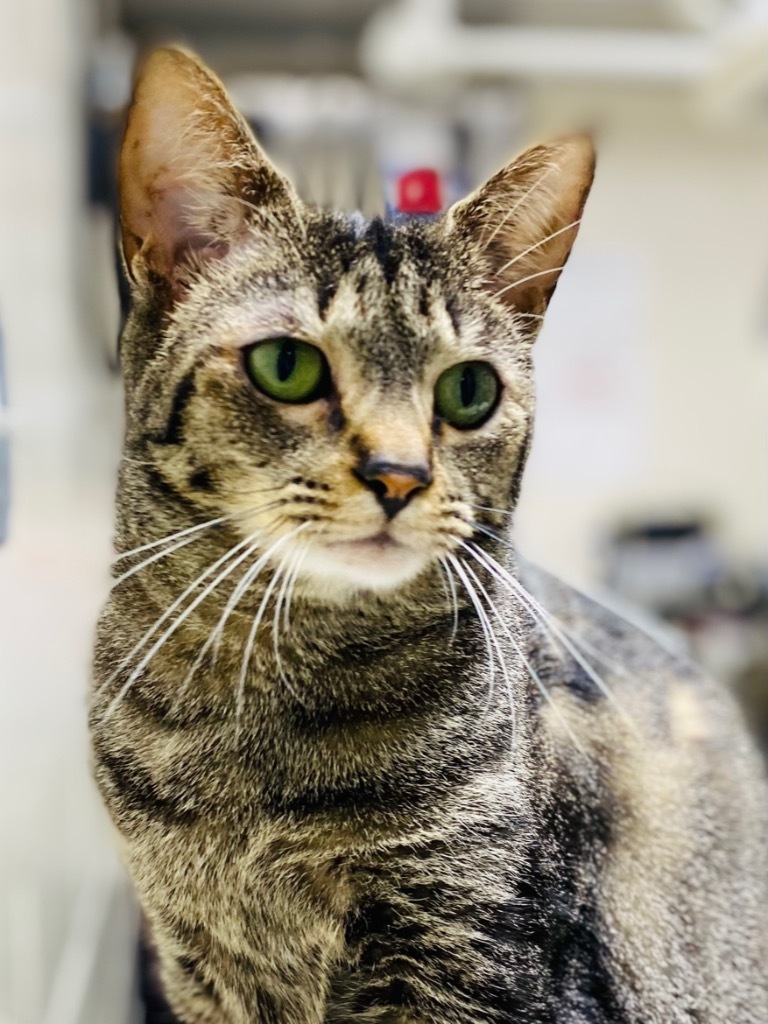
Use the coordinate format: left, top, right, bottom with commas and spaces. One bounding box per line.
361, 0, 768, 99
700, 1, 768, 111
667, 0, 727, 30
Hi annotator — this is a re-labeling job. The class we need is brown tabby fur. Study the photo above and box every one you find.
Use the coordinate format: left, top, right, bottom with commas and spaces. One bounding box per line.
90, 48, 768, 1023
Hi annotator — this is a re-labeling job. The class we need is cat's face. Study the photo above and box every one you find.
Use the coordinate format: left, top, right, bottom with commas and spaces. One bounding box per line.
118, 49, 594, 602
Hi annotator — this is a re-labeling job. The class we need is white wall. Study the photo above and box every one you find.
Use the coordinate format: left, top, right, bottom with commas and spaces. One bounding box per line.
515, 85, 768, 586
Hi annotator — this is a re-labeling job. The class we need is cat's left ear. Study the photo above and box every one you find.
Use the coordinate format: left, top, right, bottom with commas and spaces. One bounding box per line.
445, 135, 595, 320
119, 47, 303, 298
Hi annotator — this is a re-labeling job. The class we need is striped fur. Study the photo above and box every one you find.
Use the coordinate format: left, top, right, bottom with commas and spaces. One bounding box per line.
91, 48, 768, 1023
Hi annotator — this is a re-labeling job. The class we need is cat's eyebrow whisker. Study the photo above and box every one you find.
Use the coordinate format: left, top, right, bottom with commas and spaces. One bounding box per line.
464, 538, 637, 735
235, 522, 312, 725
100, 531, 264, 720
479, 163, 557, 251
460, 549, 586, 759
455, 558, 518, 756
494, 265, 566, 302
493, 219, 581, 280
437, 556, 460, 643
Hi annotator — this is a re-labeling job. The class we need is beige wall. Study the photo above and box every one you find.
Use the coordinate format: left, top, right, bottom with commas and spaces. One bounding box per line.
515, 85, 768, 586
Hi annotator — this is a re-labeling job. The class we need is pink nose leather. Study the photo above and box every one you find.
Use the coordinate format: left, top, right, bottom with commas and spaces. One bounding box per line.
369, 470, 426, 503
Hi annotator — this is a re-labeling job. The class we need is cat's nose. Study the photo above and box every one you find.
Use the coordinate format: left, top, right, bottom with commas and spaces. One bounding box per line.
354, 457, 432, 520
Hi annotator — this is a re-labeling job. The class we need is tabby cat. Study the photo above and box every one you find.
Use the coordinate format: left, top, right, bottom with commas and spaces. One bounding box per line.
90, 47, 768, 1023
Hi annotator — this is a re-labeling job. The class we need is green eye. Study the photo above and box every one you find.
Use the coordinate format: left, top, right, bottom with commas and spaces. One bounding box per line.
434, 361, 501, 429
244, 338, 329, 404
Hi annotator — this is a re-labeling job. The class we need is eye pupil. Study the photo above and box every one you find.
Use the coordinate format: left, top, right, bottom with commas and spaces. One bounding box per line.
459, 366, 476, 407
276, 342, 296, 382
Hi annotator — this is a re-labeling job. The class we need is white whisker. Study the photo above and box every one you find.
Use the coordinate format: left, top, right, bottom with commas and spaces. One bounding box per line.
175, 542, 266, 702
460, 548, 586, 758
112, 514, 232, 563
454, 558, 517, 755
103, 502, 285, 694
494, 219, 581, 279
210, 542, 282, 665
465, 539, 637, 735
446, 553, 513, 751
101, 532, 264, 720
272, 544, 307, 684
494, 265, 566, 302
282, 541, 309, 634
437, 556, 460, 642
110, 532, 199, 590
236, 523, 312, 724
472, 519, 641, 685
468, 502, 515, 519
99, 533, 260, 697
479, 164, 557, 251
445, 553, 497, 715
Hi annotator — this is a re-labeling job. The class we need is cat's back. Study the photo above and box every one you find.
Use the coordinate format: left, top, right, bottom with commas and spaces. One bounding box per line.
521, 561, 768, 1021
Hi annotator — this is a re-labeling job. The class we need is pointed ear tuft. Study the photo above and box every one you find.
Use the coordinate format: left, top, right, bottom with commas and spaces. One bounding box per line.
446, 135, 595, 321
119, 47, 301, 298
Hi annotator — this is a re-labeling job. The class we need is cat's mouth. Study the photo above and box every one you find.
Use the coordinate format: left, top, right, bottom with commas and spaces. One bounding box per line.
326, 532, 400, 552
298, 530, 428, 594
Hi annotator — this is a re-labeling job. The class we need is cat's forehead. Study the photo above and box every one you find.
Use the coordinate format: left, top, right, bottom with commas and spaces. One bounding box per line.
186, 211, 504, 389
175, 209, 512, 389
315, 215, 460, 384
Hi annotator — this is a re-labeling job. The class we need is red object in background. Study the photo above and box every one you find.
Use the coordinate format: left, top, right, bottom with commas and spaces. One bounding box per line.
396, 168, 443, 214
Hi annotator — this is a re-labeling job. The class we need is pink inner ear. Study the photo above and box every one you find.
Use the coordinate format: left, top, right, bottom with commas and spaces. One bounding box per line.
146, 177, 233, 276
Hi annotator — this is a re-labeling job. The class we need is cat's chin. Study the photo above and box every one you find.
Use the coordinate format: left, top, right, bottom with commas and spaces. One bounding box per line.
296, 536, 430, 598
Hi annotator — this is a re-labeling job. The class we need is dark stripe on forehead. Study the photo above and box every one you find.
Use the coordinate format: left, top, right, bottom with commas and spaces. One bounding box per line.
317, 280, 338, 319
365, 218, 402, 287
306, 213, 361, 316
445, 296, 461, 335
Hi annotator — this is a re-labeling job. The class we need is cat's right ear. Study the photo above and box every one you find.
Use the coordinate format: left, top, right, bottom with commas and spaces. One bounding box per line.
119, 47, 302, 300
444, 135, 595, 320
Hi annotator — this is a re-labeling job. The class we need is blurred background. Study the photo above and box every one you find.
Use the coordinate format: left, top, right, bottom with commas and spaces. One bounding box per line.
1, 0, 767, 1019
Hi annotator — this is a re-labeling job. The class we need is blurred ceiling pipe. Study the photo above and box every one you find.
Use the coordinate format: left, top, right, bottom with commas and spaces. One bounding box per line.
698, 0, 768, 111
667, 0, 728, 30
361, 0, 768, 107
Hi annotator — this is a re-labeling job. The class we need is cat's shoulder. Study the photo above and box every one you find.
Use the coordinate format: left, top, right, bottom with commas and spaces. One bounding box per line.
518, 558, 761, 768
